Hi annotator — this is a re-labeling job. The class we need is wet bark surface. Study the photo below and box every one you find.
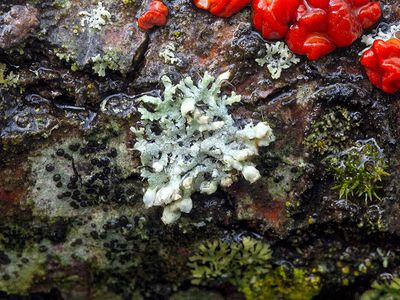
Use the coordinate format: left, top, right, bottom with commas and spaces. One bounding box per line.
0, 0, 399, 299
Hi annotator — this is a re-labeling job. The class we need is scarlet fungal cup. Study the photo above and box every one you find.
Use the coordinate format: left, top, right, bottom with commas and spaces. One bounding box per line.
360, 38, 400, 94
285, 0, 381, 60
193, 0, 252, 17
137, 1, 169, 30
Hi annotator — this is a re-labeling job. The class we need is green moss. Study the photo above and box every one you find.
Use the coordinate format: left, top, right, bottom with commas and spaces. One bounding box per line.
360, 277, 400, 300
240, 266, 320, 300
304, 107, 359, 155
327, 139, 390, 202
187, 237, 272, 286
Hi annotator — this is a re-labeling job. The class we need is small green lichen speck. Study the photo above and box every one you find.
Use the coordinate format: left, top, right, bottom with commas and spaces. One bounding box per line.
55, 48, 76, 64
91, 50, 123, 77
131, 72, 275, 224
304, 107, 360, 155
327, 139, 390, 202
122, 0, 136, 5
360, 277, 400, 300
52, 0, 71, 9
0, 63, 19, 89
240, 266, 320, 300
187, 237, 272, 287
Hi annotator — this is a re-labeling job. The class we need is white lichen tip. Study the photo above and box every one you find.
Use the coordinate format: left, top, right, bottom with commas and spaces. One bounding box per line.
132, 72, 275, 224
242, 165, 261, 184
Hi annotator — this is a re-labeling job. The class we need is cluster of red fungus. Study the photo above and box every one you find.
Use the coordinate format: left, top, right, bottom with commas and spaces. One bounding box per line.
137, 0, 399, 94
195, 0, 381, 60
193, 0, 399, 94
285, 0, 381, 60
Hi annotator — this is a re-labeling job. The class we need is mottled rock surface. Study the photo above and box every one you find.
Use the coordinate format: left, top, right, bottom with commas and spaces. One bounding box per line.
0, 0, 400, 299
0, 4, 39, 49
40, 0, 148, 75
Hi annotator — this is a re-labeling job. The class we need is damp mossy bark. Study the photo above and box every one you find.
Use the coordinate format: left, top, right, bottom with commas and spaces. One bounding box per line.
327, 139, 390, 202
1, 0, 400, 299
304, 106, 361, 156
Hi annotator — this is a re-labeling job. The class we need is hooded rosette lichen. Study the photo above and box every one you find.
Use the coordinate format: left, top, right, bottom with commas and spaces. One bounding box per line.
187, 237, 272, 286
132, 72, 275, 224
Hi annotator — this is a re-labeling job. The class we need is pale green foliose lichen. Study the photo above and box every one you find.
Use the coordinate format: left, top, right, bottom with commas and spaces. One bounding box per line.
159, 43, 181, 65
131, 72, 275, 224
256, 41, 300, 80
360, 276, 400, 300
188, 237, 272, 286
91, 50, 122, 77
78, 2, 111, 31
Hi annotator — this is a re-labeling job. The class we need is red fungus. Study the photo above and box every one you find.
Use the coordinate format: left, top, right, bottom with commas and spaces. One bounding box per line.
193, 0, 252, 17
138, 1, 169, 30
360, 38, 400, 94
285, 0, 381, 60
252, 0, 300, 39
193, 0, 381, 60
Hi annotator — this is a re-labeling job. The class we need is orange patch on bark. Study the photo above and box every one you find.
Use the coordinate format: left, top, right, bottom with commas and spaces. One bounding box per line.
253, 200, 286, 230
0, 189, 24, 202
0, 165, 28, 204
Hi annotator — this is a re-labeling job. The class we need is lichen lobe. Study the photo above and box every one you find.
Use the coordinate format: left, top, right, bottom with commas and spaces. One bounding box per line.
132, 72, 275, 224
